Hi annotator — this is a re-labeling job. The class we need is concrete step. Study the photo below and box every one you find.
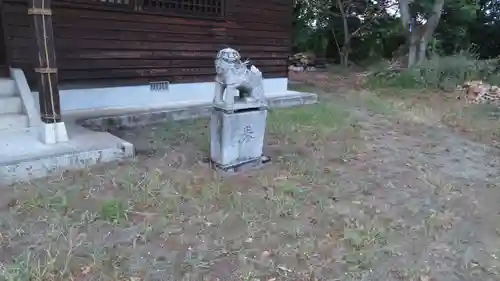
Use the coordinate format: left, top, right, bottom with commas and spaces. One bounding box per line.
0, 96, 22, 114
0, 78, 16, 97
0, 124, 134, 185
0, 114, 29, 131
78, 91, 319, 131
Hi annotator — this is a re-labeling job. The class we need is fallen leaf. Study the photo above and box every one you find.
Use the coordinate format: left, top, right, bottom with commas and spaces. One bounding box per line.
80, 266, 91, 275
278, 265, 292, 272
260, 250, 271, 260
7, 199, 18, 207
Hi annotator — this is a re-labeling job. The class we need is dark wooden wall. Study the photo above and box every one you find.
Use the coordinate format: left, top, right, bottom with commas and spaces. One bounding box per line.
1, 0, 292, 88
0, 0, 9, 76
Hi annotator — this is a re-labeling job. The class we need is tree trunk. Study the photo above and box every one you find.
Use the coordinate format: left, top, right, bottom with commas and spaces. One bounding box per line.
417, 0, 445, 65
398, 0, 412, 35
330, 28, 343, 64
341, 44, 349, 66
399, 0, 414, 67
337, 0, 350, 67
398, 0, 445, 68
417, 37, 427, 65
408, 40, 417, 67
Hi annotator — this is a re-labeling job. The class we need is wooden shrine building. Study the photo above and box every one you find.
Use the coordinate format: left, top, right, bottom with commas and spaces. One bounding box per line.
0, 0, 292, 135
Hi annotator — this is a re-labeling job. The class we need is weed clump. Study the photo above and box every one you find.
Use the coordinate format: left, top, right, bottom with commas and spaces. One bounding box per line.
366, 52, 500, 91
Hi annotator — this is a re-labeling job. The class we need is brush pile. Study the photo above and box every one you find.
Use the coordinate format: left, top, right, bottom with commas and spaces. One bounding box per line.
457, 80, 500, 104
288, 52, 317, 72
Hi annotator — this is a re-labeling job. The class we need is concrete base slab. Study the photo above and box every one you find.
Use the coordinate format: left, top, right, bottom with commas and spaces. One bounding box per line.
0, 124, 134, 186
76, 91, 318, 131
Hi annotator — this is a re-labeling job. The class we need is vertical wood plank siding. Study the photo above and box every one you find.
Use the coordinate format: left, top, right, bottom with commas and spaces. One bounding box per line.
2, 0, 292, 87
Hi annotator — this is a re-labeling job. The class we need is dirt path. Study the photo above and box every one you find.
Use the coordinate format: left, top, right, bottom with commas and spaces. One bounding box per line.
111, 90, 500, 280
332, 95, 500, 280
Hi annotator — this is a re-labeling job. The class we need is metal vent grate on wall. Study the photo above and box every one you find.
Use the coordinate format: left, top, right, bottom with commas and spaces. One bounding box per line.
67, 0, 224, 17
96, 0, 130, 4
142, 0, 224, 16
150, 81, 170, 91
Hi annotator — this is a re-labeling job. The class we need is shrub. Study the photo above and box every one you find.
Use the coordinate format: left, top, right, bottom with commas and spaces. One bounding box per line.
366, 51, 500, 91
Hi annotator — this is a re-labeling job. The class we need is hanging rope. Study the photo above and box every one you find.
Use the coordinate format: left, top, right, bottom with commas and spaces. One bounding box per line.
29, 0, 58, 124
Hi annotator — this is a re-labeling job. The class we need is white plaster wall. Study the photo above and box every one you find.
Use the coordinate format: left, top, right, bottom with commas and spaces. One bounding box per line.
32, 78, 289, 112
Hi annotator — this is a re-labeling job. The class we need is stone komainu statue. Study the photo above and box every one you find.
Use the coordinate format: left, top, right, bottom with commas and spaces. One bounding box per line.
213, 47, 266, 108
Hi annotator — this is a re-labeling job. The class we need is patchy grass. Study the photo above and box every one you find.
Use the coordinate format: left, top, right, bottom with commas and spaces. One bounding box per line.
363, 72, 500, 145
0, 94, 363, 281
2, 72, 500, 281
440, 102, 500, 145
361, 53, 500, 145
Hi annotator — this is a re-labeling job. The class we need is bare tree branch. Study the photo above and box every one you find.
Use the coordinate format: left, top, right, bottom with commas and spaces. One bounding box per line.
348, 2, 398, 41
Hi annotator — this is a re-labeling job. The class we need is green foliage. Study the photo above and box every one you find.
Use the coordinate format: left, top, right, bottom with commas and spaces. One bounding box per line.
293, 1, 328, 53
292, 0, 498, 65
366, 69, 421, 89
417, 53, 479, 89
366, 52, 500, 91
100, 199, 126, 223
268, 102, 351, 138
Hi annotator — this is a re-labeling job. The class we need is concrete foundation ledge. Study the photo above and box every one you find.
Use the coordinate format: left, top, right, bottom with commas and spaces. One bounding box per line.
0, 125, 134, 186
78, 91, 318, 131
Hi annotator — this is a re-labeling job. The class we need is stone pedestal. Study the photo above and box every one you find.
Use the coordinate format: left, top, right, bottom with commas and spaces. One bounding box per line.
210, 104, 269, 172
